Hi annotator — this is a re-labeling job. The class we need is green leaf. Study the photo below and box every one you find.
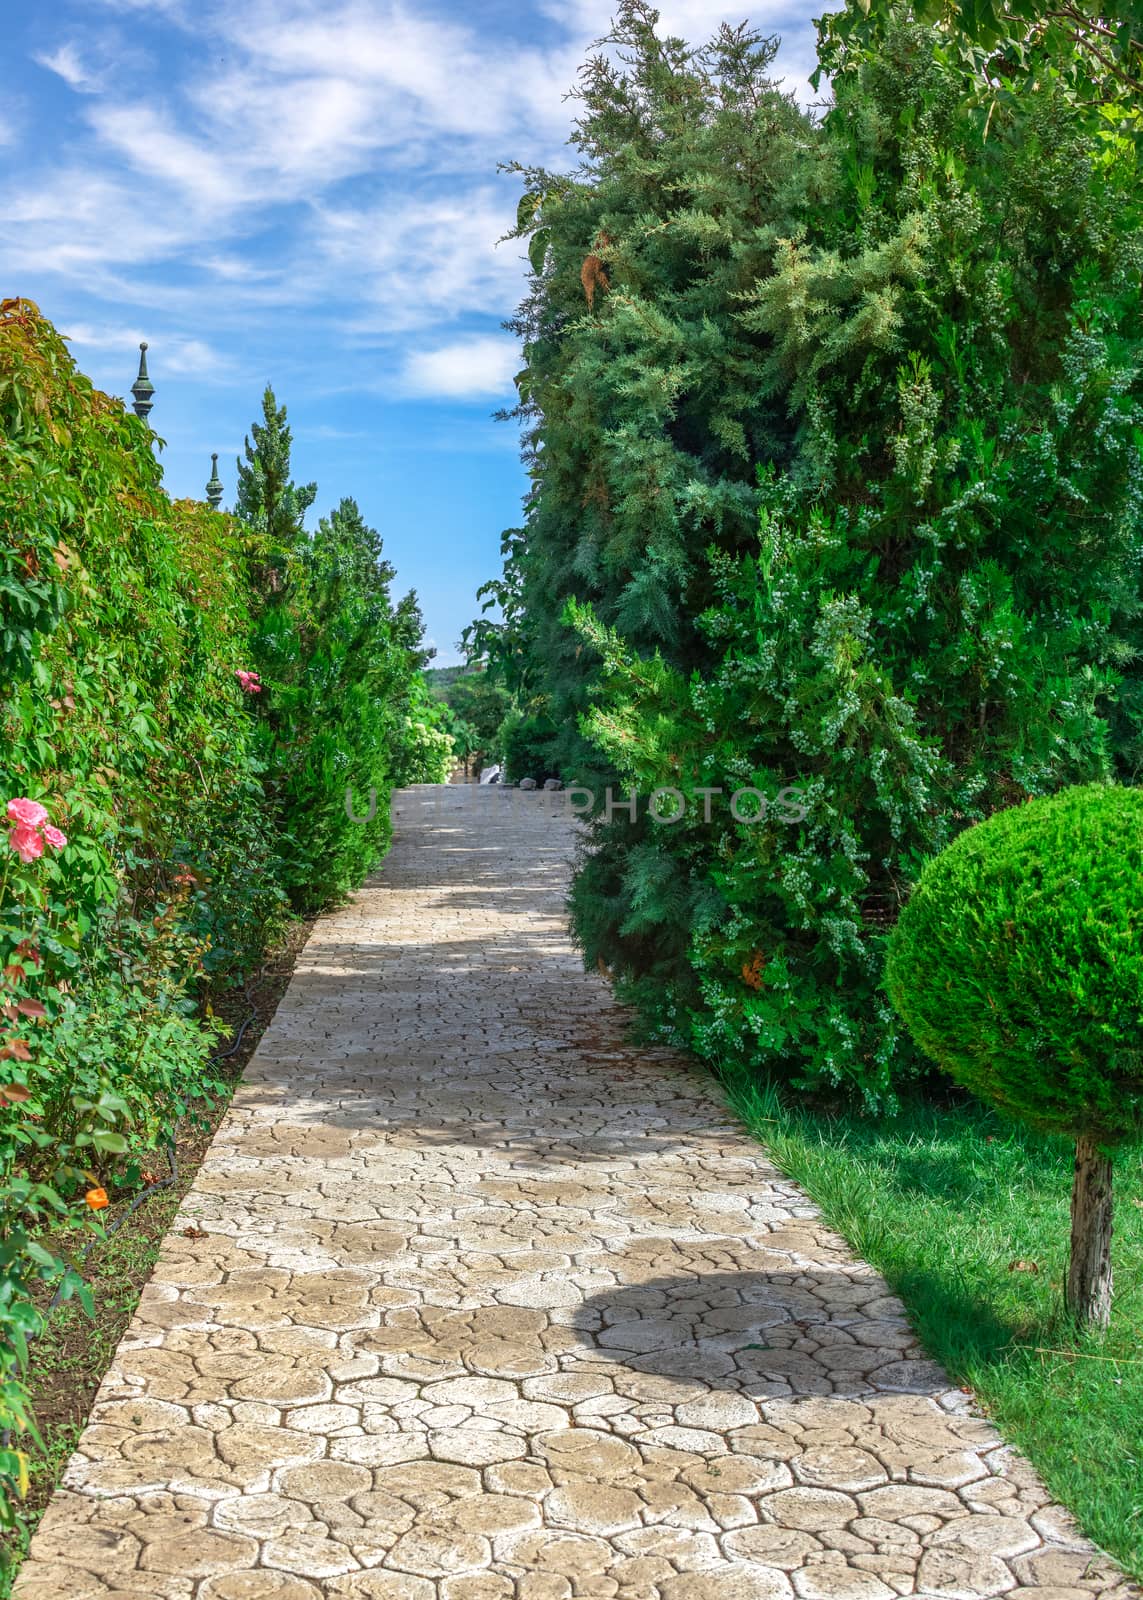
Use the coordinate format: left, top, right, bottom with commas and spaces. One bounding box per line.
22, 1242, 59, 1269
90, 1130, 129, 1153
516, 191, 541, 232
528, 229, 552, 276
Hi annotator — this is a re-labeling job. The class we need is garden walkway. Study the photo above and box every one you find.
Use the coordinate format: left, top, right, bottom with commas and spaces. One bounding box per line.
14, 787, 1137, 1600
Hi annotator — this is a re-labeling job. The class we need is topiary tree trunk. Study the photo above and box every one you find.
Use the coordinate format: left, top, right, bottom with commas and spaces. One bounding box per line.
1067, 1137, 1114, 1329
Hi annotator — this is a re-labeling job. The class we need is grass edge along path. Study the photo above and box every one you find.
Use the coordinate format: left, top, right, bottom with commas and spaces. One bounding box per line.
723, 1074, 1143, 1581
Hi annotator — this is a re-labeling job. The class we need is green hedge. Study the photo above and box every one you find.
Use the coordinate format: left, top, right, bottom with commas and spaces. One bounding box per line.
886, 784, 1143, 1144
489, 1, 1143, 1107
0, 299, 449, 1552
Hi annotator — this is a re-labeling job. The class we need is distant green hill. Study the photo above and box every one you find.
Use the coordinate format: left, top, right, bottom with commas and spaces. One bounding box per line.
423, 665, 474, 693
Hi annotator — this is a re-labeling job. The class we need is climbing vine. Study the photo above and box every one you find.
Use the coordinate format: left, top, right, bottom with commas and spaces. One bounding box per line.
0, 298, 451, 1553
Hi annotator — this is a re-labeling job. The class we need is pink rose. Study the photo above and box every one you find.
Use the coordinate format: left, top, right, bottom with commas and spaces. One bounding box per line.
8, 824, 44, 863
42, 825, 67, 850
7, 798, 47, 828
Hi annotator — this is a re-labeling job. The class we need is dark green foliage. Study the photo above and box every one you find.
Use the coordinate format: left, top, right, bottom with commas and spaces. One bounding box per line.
500, 709, 561, 784
463, 529, 537, 704
430, 669, 509, 774
235, 386, 317, 559
498, 2, 810, 773
0, 303, 447, 1545
816, 0, 1143, 115
243, 484, 443, 909
886, 784, 1143, 1144
492, 2, 1143, 1105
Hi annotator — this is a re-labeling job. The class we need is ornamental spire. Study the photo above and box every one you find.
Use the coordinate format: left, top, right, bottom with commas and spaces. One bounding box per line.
205, 452, 224, 509
131, 341, 154, 420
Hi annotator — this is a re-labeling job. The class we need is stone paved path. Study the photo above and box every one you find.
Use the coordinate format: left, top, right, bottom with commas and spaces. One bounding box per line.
15, 787, 1138, 1600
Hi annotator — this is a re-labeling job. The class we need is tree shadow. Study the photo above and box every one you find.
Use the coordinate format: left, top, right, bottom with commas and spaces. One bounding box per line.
569, 1266, 1018, 1398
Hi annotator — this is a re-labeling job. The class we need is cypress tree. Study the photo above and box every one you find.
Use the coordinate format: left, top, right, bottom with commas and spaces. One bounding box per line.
492, 2, 1143, 1104
235, 385, 317, 592
499, 0, 810, 774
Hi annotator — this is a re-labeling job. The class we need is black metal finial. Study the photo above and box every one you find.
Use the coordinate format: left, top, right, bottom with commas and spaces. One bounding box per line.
131, 341, 154, 420
205, 452, 224, 510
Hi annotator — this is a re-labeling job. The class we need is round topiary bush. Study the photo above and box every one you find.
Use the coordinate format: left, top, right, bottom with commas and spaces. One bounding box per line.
886, 783, 1143, 1327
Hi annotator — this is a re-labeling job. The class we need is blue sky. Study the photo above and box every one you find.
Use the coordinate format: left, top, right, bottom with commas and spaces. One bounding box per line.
0, 0, 819, 664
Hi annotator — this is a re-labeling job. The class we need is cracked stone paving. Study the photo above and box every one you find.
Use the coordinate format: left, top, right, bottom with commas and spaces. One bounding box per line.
13, 786, 1139, 1600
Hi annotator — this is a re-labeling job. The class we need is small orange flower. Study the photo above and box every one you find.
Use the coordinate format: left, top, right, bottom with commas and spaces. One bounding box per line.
85, 1186, 109, 1210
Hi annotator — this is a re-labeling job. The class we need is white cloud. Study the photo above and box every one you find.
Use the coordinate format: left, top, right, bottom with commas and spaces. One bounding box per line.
34, 43, 102, 93
316, 188, 526, 334
86, 0, 187, 15
196, 253, 277, 284
88, 103, 251, 212
222, 1, 581, 144
3, 169, 177, 273
4, 0, 822, 379
298, 424, 369, 440
61, 321, 228, 377
402, 335, 519, 399
163, 337, 228, 375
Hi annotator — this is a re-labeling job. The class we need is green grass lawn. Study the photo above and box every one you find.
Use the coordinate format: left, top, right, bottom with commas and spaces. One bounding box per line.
726, 1076, 1143, 1579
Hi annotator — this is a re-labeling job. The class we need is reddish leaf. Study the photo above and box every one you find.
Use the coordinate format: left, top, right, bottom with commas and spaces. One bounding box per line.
15, 999, 46, 1018
0, 1084, 31, 1103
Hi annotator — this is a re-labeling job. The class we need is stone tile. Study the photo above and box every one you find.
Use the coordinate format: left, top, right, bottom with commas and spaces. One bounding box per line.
11, 789, 1136, 1600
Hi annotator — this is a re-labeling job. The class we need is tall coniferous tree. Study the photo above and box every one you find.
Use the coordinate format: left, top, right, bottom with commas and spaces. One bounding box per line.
235, 386, 317, 592
499, 2, 810, 775
492, 2, 1143, 1104
233, 395, 446, 908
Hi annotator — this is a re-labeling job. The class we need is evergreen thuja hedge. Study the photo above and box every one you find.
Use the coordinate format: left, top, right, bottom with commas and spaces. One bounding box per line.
487, 2, 1143, 1106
